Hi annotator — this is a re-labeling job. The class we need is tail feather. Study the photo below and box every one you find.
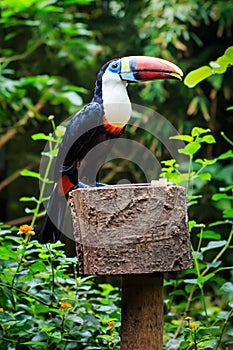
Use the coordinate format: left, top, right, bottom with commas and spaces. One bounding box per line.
39, 186, 67, 243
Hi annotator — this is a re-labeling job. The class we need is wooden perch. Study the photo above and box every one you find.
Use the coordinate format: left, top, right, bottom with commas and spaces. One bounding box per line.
70, 183, 193, 349
70, 184, 192, 275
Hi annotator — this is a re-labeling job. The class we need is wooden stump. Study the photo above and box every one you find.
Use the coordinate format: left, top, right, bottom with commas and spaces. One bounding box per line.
70, 184, 192, 275
70, 183, 193, 349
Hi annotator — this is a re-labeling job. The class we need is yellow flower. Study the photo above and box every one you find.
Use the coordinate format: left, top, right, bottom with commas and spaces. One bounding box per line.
18, 225, 35, 236
189, 321, 198, 329
60, 301, 72, 309
0, 308, 4, 312
189, 341, 195, 347
48, 115, 55, 120
108, 321, 115, 328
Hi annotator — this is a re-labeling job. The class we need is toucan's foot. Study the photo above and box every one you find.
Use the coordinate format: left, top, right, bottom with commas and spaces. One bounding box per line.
78, 181, 91, 188
78, 181, 107, 188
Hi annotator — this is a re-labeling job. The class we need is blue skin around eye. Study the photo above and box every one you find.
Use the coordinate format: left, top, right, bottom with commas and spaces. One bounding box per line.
108, 60, 121, 73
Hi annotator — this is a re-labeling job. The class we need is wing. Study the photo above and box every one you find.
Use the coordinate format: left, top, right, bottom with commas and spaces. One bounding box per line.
54, 102, 104, 181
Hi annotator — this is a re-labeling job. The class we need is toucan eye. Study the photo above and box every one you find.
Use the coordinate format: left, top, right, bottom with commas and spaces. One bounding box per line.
111, 62, 119, 69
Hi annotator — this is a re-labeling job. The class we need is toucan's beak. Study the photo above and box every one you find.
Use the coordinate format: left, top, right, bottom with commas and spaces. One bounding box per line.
120, 56, 183, 82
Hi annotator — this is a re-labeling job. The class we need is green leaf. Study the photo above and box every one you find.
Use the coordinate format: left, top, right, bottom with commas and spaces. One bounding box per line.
221, 282, 233, 293
25, 207, 37, 214
201, 240, 226, 252
212, 193, 233, 201
205, 261, 221, 268
198, 339, 217, 348
0, 311, 15, 322
191, 127, 210, 137
20, 169, 40, 179
198, 230, 221, 240
161, 159, 177, 166
62, 92, 82, 106
224, 46, 233, 61
19, 196, 38, 203
210, 57, 228, 74
218, 150, 233, 160
193, 251, 203, 260
184, 66, 212, 87
198, 273, 215, 285
22, 341, 47, 347
30, 261, 47, 273
32, 133, 56, 142
223, 209, 233, 219
4, 0, 39, 10
188, 220, 196, 231
179, 142, 201, 156
0, 246, 18, 259
195, 158, 216, 165
170, 135, 193, 142
183, 278, 198, 284
198, 173, 211, 181
32, 304, 51, 314
199, 135, 216, 144
220, 184, 233, 192
2, 286, 15, 309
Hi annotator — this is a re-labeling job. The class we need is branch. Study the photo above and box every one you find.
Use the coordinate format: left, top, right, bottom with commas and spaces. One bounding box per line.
5, 211, 44, 227
0, 159, 40, 191
0, 40, 43, 64
0, 99, 45, 149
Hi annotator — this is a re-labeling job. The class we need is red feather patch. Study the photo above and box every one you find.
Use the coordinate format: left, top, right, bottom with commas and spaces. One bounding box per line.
58, 175, 75, 195
103, 119, 124, 135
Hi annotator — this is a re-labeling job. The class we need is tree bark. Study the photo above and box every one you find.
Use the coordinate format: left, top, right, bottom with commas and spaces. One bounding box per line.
70, 184, 193, 275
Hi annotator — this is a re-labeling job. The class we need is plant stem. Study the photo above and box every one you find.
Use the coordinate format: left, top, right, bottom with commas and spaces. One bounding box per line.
214, 307, 233, 350
30, 154, 54, 228
192, 243, 209, 324
187, 154, 193, 197
221, 131, 233, 146
202, 225, 233, 277
1, 281, 53, 307
30, 122, 61, 228
11, 235, 31, 287
174, 224, 233, 338
47, 244, 55, 294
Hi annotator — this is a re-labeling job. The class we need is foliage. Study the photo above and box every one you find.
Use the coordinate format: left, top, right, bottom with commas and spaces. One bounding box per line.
0, 122, 232, 349
0, 117, 121, 349
160, 50, 233, 349
0, 228, 120, 349
0, 0, 96, 127
184, 46, 233, 87
135, 0, 233, 123
162, 129, 233, 350
1, 0, 233, 221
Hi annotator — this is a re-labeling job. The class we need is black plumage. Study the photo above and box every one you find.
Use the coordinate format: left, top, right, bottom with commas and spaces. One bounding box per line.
40, 62, 124, 243
39, 55, 183, 243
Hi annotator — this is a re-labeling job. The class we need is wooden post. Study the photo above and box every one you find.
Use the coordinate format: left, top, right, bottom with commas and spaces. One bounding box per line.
121, 274, 163, 350
70, 183, 193, 349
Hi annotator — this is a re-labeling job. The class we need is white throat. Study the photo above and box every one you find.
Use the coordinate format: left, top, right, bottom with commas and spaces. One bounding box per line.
102, 80, 132, 126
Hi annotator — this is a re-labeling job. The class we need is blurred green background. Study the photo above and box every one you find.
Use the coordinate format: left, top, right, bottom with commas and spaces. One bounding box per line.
0, 0, 232, 225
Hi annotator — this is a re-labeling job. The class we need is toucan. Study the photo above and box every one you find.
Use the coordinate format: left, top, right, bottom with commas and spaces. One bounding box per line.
39, 56, 183, 244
